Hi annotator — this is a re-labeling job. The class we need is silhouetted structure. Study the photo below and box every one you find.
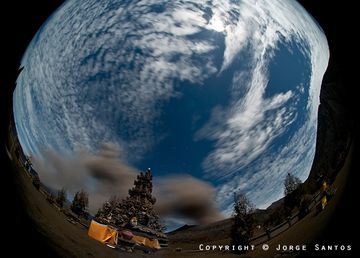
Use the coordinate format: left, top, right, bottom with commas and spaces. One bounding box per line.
96, 168, 165, 233
71, 189, 89, 219
230, 193, 255, 254
284, 173, 302, 196
284, 173, 304, 216
56, 188, 67, 208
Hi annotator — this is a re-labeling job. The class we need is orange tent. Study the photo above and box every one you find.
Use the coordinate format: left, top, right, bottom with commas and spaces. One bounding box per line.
131, 235, 161, 249
88, 220, 118, 245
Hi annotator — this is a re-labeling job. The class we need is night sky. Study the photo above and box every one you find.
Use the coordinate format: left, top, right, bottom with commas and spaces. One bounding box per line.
0, 1, 358, 257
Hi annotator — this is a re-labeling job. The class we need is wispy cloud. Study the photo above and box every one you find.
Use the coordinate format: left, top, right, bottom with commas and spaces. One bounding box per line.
196, 62, 295, 179
14, 0, 220, 161
217, 121, 317, 216
13, 0, 329, 215
195, 0, 329, 210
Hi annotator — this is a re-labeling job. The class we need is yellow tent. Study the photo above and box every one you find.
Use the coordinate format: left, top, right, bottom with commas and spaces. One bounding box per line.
131, 235, 161, 249
321, 196, 327, 210
88, 220, 118, 245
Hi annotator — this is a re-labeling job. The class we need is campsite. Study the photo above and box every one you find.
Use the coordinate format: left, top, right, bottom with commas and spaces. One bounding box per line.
7, 122, 355, 258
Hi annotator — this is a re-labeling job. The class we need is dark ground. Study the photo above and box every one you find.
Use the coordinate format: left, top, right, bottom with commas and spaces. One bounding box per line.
165, 142, 355, 258
7, 141, 145, 258
1, 3, 68, 257
0, 1, 358, 257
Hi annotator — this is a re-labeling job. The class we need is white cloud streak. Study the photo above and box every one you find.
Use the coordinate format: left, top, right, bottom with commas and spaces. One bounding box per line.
13, 0, 329, 215
195, 0, 329, 211
14, 0, 218, 160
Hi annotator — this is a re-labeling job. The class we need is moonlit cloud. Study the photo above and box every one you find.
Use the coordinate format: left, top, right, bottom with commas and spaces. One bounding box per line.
207, 16, 225, 32
197, 61, 296, 179
13, 0, 329, 218
195, 0, 328, 211
14, 0, 219, 161
218, 121, 317, 216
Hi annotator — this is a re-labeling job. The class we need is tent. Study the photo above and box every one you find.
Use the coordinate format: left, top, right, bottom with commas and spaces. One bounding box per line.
321, 196, 327, 209
119, 230, 161, 249
131, 235, 160, 249
88, 220, 118, 245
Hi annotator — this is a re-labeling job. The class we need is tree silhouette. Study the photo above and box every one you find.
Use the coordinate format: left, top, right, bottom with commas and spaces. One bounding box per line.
56, 187, 67, 208
284, 173, 303, 216
284, 173, 302, 196
230, 193, 255, 254
71, 189, 89, 218
98, 169, 165, 232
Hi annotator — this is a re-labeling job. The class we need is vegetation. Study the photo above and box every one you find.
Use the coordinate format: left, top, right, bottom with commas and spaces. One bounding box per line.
71, 189, 89, 218
230, 193, 255, 254
95, 195, 120, 222
56, 188, 67, 208
284, 173, 302, 196
283, 173, 303, 216
96, 169, 165, 232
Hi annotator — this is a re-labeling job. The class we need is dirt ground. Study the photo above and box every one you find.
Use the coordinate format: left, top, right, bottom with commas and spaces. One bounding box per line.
7, 141, 355, 258
162, 144, 355, 258
11, 158, 148, 258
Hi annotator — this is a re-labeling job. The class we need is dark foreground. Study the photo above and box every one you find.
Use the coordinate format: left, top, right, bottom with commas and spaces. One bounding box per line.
3, 140, 356, 258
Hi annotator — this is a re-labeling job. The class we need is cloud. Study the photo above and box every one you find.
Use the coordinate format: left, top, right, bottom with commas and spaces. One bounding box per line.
217, 121, 317, 215
155, 176, 224, 224
194, 0, 329, 210
213, 0, 329, 119
13, 0, 329, 216
33, 143, 138, 212
14, 0, 219, 161
197, 62, 295, 179
33, 143, 223, 224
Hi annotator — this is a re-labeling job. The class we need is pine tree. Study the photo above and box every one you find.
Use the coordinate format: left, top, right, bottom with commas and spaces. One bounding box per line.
71, 189, 89, 218
95, 195, 120, 223
112, 169, 165, 232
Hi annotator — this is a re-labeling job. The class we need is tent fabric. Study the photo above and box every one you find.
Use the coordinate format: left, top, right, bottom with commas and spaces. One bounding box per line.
88, 220, 118, 245
321, 196, 327, 209
131, 235, 160, 249
145, 238, 160, 249
120, 230, 134, 240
